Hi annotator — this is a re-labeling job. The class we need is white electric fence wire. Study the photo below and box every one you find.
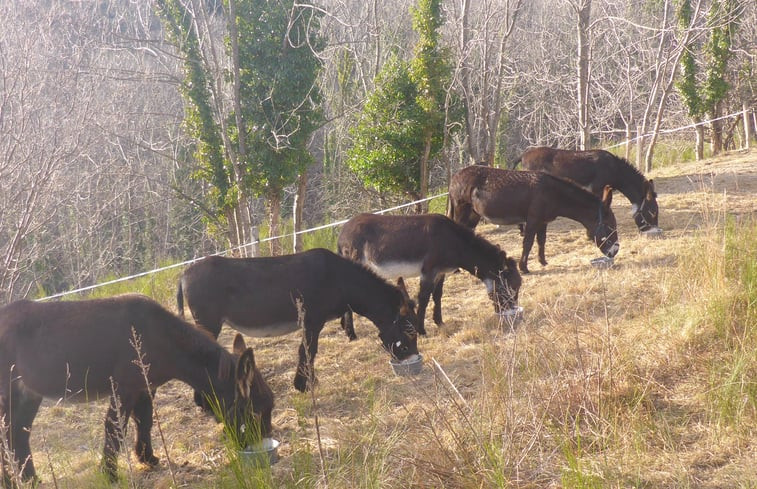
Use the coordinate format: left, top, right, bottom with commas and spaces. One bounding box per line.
38, 193, 447, 301
37, 108, 754, 301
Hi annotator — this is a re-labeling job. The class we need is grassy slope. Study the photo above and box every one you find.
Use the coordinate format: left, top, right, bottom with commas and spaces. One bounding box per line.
26, 148, 757, 489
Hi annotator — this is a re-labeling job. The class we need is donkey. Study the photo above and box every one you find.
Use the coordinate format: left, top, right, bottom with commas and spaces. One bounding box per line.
448, 166, 619, 273
0, 295, 273, 484
517, 147, 659, 232
337, 213, 521, 336
177, 248, 420, 393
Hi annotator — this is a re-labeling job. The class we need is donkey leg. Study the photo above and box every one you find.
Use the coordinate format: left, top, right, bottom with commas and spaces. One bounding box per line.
519, 225, 537, 274
101, 395, 131, 481
294, 324, 323, 392
8, 388, 43, 483
415, 275, 436, 335
132, 391, 159, 466
431, 275, 445, 326
536, 224, 548, 266
340, 310, 358, 341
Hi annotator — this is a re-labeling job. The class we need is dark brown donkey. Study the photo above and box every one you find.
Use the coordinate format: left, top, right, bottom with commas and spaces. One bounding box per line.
448, 166, 620, 273
177, 248, 420, 393
0, 295, 273, 484
338, 213, 521, 336
517, 147, 659, 232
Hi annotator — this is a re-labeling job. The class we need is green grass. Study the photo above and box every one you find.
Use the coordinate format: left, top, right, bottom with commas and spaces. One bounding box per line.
81, 262, 184, 307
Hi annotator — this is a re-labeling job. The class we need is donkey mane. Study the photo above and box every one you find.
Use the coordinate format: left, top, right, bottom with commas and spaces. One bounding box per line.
608, 152, 646, 183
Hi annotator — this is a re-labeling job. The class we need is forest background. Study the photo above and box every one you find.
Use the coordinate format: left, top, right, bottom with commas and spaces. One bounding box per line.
0, 0, 754, 303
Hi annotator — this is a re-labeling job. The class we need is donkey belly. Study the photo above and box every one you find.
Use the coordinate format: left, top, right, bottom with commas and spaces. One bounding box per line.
485, 215, 524, 226
225, 319, 300, 338
365, 260, 423, 281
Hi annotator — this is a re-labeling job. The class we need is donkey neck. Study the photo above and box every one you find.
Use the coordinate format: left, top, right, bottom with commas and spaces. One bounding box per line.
544, 176, 602, 231
456, 236, 501, 279
610, 158, 646, 205
157, 317, 234, 402
340, 264, 399, 326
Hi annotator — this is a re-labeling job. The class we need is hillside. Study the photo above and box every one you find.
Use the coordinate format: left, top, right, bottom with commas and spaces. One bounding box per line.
26, 148, 757, 488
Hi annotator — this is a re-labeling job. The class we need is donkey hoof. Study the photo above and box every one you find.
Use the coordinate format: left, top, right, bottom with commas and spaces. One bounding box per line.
139, 453, 160, 467
539, 258, 548, 266
101, 463, 119, 483
294, 373, 317, 393
21, 473, 41, 487
293, 376, 308, 393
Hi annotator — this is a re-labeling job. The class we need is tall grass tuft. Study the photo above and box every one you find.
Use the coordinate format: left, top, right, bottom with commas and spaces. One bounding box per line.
704, 218, 757, 429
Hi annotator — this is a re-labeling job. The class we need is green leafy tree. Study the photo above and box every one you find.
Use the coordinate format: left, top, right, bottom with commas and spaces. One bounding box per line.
675, 0, 742, 158
233, 0, 324, 253
348, 55, 425, 197
410, 0, 451, 209
155, 0, 233, 237
155, 0, 323, 253
702, 0, 740, 155
676, 0, 706, 159
347, 0, 451, 210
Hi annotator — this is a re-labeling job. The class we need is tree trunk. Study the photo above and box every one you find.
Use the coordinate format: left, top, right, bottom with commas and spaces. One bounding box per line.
268, 193, 282, 256
419, 132, 431, 213
225, 208, 240, 255
695, 122, 704, 160
636, 124, 644, 170
576, 0, 592, 150
227, 0, 253, 255
293, 171, 307, 253
710, 102, 723, 155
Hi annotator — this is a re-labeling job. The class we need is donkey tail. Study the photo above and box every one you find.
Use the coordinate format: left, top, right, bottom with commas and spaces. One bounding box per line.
176, 280, 185, 318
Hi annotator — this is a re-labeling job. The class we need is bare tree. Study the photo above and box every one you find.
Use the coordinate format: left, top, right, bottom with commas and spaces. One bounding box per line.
566, 0, 593, 150
452, 0, 523, 166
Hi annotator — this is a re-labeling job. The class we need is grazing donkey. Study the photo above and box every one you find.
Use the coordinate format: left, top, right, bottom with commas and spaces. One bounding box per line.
337, 213, 521, 335
517, 146, 659, 232
448, 166, 619, 273
177, 248, 420, 392
0, 295, 273, 484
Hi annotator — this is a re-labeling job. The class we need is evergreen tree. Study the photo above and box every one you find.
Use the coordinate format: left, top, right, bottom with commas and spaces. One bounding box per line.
155, 0, 323, 252
347, 0, 452, 209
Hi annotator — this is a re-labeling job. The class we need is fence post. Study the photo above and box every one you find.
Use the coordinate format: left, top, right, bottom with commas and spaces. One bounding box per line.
744, 104, 752, 150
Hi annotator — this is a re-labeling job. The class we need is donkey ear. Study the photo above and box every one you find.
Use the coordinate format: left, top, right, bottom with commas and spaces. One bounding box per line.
236, 348, 256, 399
602, 185, 614, 208
647, 179, 656, 198
397, 277, 411, 302
233, 333, 247, 356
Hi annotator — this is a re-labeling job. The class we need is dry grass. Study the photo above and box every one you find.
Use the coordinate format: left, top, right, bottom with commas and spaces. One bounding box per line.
24, 148, 757, 489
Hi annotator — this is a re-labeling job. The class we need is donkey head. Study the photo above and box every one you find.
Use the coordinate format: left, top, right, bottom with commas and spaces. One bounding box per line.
632, 179, 659, 232
593, 186, 620, 258
379, 278, 420, 360
216, 334, 274, 448
485, 251, 522, 313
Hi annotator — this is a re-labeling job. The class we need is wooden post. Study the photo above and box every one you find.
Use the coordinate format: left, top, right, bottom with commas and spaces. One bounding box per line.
744, 104, 752, 150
